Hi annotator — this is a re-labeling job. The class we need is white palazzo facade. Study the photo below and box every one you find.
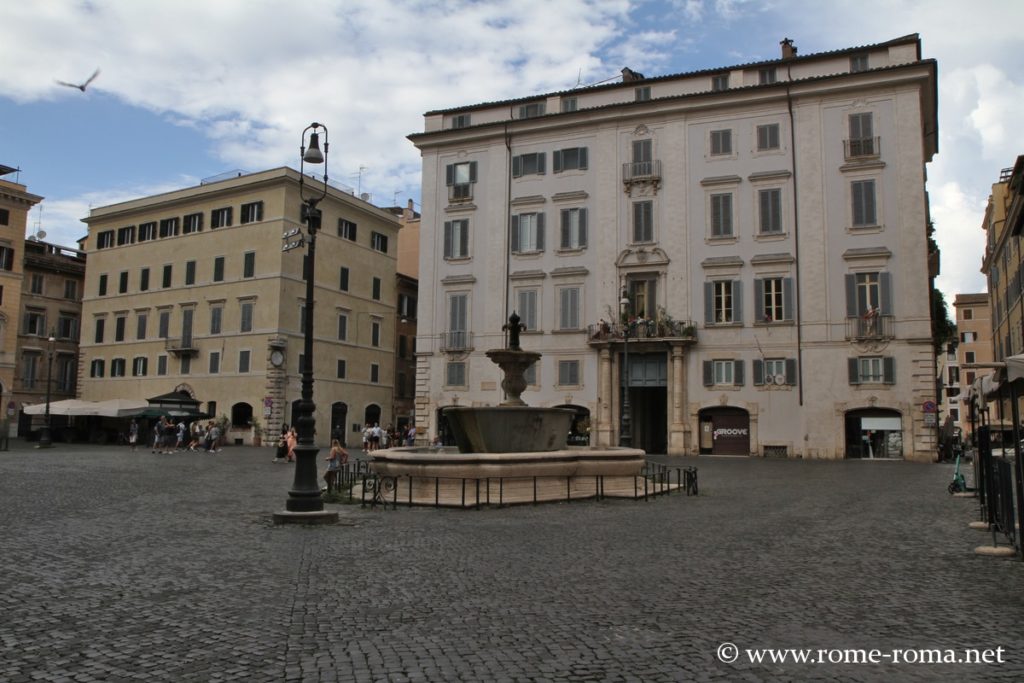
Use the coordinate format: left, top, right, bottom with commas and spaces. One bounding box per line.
410, 35, 940, 460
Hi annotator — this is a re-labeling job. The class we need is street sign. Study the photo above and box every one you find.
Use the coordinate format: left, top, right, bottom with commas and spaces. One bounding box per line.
924, 413, 937, 427
922, 400, 937, 413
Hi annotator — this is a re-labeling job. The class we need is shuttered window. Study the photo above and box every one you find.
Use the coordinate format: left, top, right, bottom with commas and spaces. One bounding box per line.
558, 360, 581, 386
758, 188, 782, 234
558, 287, 581, 330
560, 208, 588, 249
443, 219, 470, 259
511, 213, 545, 253
852, 180, 877, 226
710, 193, 733, 237
632, 201, 654, 243
710, 129, 732, 156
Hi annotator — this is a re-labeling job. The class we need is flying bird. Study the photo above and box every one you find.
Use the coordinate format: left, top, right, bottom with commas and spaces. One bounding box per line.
56, 68, 101, 92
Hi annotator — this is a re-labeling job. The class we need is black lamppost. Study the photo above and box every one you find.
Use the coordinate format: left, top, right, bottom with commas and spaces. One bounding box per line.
276, 123, 337, 523
37, 333, 56, 448
619, 288, 633, 448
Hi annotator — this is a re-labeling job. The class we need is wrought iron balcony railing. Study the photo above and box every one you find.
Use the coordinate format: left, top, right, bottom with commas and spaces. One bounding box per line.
845, 314, 894, 340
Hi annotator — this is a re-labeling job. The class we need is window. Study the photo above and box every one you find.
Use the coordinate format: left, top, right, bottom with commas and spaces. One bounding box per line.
710, 129, 732, 156
452, 113, 471, 129
132, 357, 148, 377
845, 272, 891, 317
213, 256, 225, 282
139, 268, 150, 292
339, 267, 349, 291
162, 265, 172, 288
158, 310, 170, 338
96, 231, 114, 249
30, 274, 43, 295
446, 362, 466, 386
56, 314, 77, 340
338, 219, 357, 241
710, 193, 733, 237
397, 373, 407, 398
705, 280, 742, 325
558, 287, 581, 330
94, 318, 105, 343
210, 306, 223, 335
517, 289, 539, 331
511, 212, 545, 253
117, 225, 135, 246
754, 358, 796, 386
518, 102, 545, 118
158, 218, 178, 238
372, 277, 382, 301
98, 274, 108, 296
712, 74, 729, 91
758, 67, 777, 84
136, 313, 147, 340
756, 123, 780, 151
119, 271, 128, 294
0, 246, 13, 271
243, 252, 255, 278
22, 353, 39, 388
64, 280, 77, 300
209, 351, 220, 374
755, 278, 793, 323
702, 359, 744, 386
949, 367, 960, 384
180, 355, 191, 375
758, 188, 783, 234
114, 315, 126, 342
963, 309, 974, 321
371, 320, 381, 347
632, 201, 653, 243
635, 86, 651, 101
553, 147, 588, 173
443, 219, 470, 259
398, 335, 408, 359
849, 356, 895, 384
512, 152, 546, 177
240, 301, 254, 333
90, 359, 104, 378
183, 213, 203, 234
446, 161, 478, 201
561, 98, 577, 113
960, 331, 976, 343
211, 207, 233, 228
157, 355, 167, 376
447, 293, 468, 348
185, 261, 196, 286
138, 222, 157, 241
851, 180, 877, 227
848, 113, 875, 156
370, 232, 388, 253
0, 208, 7, 225
398, 293, 417, 320
240, 201, 263, 224
850, 54, 869, 73
24, 309, 45, 336
111, 358, 126, 378
336, 359, 347, 379
965, 351, 976, 363
558, 360, 580, 386
559, 208, 588, 250
370, 363, 380, 383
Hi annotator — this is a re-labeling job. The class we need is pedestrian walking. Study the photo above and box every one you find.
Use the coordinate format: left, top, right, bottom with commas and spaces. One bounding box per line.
286, 427, 297, 462
323, 439, 348, 491
128, 419, 139, 452
206, 422, 222, 453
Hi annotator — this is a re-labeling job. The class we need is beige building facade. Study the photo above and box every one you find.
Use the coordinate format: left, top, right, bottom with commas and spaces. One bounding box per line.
0, 165, 39, 435
79, 167, 399, 448
953, 293, 991, 435
410, 35, 939, 460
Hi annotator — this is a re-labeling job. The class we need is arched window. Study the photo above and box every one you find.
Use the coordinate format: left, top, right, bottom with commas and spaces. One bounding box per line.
231, 402, 253, 427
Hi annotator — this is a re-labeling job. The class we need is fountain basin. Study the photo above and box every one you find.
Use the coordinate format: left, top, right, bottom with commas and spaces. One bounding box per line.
371, 445, 646, 479
443, 405, 575, 453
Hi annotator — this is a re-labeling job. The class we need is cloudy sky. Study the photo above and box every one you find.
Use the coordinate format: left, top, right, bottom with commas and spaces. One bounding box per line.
2, 0, 1022, 305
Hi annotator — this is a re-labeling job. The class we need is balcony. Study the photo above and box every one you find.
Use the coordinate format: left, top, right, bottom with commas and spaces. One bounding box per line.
165, 336, 198, 355
844, 136, 881, 161
587, 319, 697, 344
845, 314, 894, 341
440, 330, 473, 352
622, 160, 662, 193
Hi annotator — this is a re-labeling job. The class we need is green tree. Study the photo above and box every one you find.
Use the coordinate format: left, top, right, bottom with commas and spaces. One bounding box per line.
932, 288, 957, 352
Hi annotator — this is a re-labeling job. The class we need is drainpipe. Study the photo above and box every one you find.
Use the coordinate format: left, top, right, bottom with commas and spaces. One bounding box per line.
784, 63, 805, 406
504, 120, 513, 337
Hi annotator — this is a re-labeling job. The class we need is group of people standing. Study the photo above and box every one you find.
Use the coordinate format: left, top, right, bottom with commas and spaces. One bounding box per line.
127, 417, 222, 454
361, 423, 416, 451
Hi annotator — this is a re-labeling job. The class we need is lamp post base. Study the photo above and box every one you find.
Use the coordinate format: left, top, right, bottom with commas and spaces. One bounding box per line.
37, 427, 53, 448
273, 510, 339, 525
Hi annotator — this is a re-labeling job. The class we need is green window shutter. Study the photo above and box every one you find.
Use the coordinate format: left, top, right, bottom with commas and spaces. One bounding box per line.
553, 150, 563, 173
845, 274, 857, 317
560, 209, 570, 249
782, 278, 794, 321
785, 358, 797, 385
536, 213, 545, 251
468, 161, 477, 183
445, 164, 454, 186
703, 360, 713, 386
883, 357, 896, 384
579, 208, 587, 248
879, 272, 893, 315
537, 153, 545, 174
510, 215, 520, 253
512, 156, 522, 178
459, 220, 469, 257
443, 221, 452, 258
753, 359, 764, 385
848, 358, 860, 385
704, 282, 714, 324
579, 147, 588, 170
732, 280, 743, 323
733, 360, 744, 386
754, 279, 764, 322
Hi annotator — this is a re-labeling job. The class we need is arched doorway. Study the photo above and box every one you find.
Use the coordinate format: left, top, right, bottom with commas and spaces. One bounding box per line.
230, 402, 253, 428
557, 404, 591, 446
697, 406, 751, 455
331, 401, 348, 445
845, 408, 903, 458
364, 404, 381, 428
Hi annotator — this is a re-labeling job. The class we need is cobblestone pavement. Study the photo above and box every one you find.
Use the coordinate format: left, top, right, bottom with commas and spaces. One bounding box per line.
1, 441, 1021, 682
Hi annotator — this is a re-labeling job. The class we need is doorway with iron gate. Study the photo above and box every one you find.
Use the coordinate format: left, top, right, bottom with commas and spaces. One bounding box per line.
621, 351, 667, 454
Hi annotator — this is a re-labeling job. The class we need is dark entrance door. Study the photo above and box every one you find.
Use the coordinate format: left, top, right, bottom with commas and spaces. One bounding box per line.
698, 407, 751, 455
620, 352, 667, 454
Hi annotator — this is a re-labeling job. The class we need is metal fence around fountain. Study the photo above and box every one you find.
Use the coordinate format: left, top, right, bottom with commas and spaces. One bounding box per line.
342, 461, 698, 510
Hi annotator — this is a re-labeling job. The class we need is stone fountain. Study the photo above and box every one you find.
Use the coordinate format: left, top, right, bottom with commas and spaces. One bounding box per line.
369, 313, 656, 506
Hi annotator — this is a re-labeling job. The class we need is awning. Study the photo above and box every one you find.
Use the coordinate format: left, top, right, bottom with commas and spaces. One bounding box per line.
23, 399, 98, 416
94, 398, 150, 417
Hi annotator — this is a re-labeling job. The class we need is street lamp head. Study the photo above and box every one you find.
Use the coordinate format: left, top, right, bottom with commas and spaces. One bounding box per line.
620, 287, 630, 308
303, 131, 325, 164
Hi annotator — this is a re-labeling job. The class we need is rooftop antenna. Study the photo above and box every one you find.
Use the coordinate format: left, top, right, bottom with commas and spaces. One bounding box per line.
352, 166, 368, 196
575, 68, 582, 87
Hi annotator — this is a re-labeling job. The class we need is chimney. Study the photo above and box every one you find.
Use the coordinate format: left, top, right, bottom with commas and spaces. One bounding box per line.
405, 198, 414, 220
621, 67, 645, 83
780, 38, 797, 59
